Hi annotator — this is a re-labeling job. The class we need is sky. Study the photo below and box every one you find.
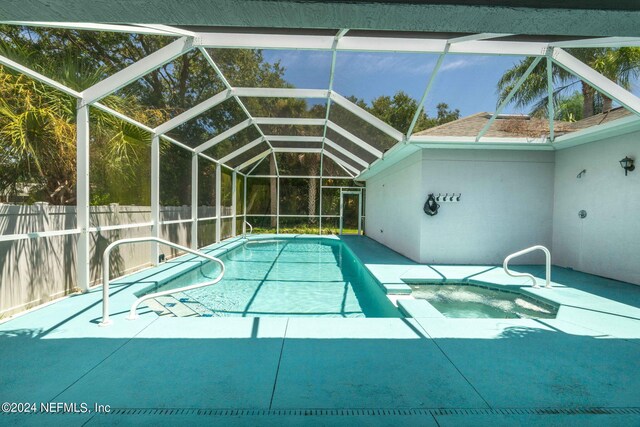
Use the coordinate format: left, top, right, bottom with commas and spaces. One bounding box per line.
262, 49, 640, 119
263, 50, 537, 117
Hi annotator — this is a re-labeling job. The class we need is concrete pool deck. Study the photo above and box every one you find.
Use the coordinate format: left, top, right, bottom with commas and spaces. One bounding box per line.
1, 235, 639, 426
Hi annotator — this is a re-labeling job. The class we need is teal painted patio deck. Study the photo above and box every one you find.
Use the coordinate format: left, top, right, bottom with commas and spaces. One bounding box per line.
1, 235, 639, 426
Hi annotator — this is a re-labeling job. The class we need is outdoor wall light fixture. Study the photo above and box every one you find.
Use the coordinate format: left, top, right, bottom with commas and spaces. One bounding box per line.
619, 156, 635, 176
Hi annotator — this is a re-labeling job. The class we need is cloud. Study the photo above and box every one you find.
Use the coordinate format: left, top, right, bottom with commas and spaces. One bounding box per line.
440, 56, 490, 72
335, 52, 437, 76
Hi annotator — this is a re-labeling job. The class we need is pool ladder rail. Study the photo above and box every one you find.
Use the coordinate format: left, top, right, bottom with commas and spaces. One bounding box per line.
99, 237, 225, 327
243, 221, 253, 239
503, 245, 551, 289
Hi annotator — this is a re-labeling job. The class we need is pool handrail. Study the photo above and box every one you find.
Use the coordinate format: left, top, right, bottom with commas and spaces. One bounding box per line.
244, 221, 253, 238
503, 245, 551, 289
100, 237, 225, 326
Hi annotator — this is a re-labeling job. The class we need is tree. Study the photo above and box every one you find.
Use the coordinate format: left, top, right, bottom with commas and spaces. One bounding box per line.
553, 92, 585, 122
429, 103, 461, 127
346, 92, 459, 136
0, 27, 299, 208
497, 48, 640, 119
0, 37, 164, 205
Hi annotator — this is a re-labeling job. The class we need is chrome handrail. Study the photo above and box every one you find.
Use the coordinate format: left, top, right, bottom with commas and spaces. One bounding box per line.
99, 237, 225, 326
244, 221, 253, 238
503, 245, 551, 289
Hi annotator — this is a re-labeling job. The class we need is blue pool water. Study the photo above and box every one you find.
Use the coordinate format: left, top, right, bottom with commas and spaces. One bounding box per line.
146, 238, 401, 318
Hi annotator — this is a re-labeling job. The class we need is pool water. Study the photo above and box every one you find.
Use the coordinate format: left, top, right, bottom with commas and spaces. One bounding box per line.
146, 238, 401, 318
409, 283, 558, 319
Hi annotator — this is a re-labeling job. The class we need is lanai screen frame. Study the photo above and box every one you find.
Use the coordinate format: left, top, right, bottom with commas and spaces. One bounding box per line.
1, 22, 639, 292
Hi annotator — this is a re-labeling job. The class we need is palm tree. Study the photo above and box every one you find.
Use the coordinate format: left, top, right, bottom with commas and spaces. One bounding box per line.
497, 48, 640, 119
0, 41, 166, 204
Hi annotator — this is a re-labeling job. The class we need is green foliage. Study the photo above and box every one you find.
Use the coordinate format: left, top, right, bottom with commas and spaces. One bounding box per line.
369, 92, 423, 133
497, 48, 640, 119
429, 103, 461, 127
0, 30, 170, 205
252, 224, 355, 235
345, 92, 459, 135
554, 92, 584, 122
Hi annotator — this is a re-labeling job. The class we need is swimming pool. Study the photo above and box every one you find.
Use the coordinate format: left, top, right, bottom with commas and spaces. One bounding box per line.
410, 283, 558, 319
140, 238, 401, 318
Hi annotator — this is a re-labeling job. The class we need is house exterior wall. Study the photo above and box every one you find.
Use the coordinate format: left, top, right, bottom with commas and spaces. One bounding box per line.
552, 130, 640, 285
365, 151, 423, 261
365, 149, 555, 265
418, 149, 555, 264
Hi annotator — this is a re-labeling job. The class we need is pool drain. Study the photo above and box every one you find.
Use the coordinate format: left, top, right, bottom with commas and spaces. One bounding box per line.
90, 407, 640, 417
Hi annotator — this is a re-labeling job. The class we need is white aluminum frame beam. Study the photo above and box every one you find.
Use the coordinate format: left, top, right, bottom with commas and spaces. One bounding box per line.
319, 28, 350, 234
196, 32, 335, 51
324, 138, 369, 168
76, 102, 90, 291
235, 149, 272, 172
134, 24, 196, 37
271, 152, 280, 177
551, 37, 640, 48
82, 36, 194, 105
231, 170, 237, 236
551, 48, 640, 116
326, 121, 384, 158
253, 117, 326, 126
231, 87, 329, 99
264, 136, 324, 143
323, 150, 359, 176
154, 89, 232, 135
92, 102, 153, 133
194, 32, 547, 56
410, 135, 551, 145
246, 154, 268, 175
446, 40, 545, 56
195, 118, 253, 153
547, 55, 555, 142
272, 147, 322, 153
448, 33, 512, 44
413, 141, 554, 151
160, 135, 195, 153
406, 49, 448, 138
330, 92, 404, 141
218, 137, 265, 164
215, 164, 221, 242
150, 134, 161, 265
190, 152, 198, 249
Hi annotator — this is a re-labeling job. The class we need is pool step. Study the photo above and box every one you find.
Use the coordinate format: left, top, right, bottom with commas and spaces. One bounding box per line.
143, 294, 212, 318
143, 298, 172, 316
172, 292, 214, 317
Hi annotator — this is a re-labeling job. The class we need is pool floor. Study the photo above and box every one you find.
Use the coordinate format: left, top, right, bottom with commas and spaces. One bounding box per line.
149, 239, 400, 318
